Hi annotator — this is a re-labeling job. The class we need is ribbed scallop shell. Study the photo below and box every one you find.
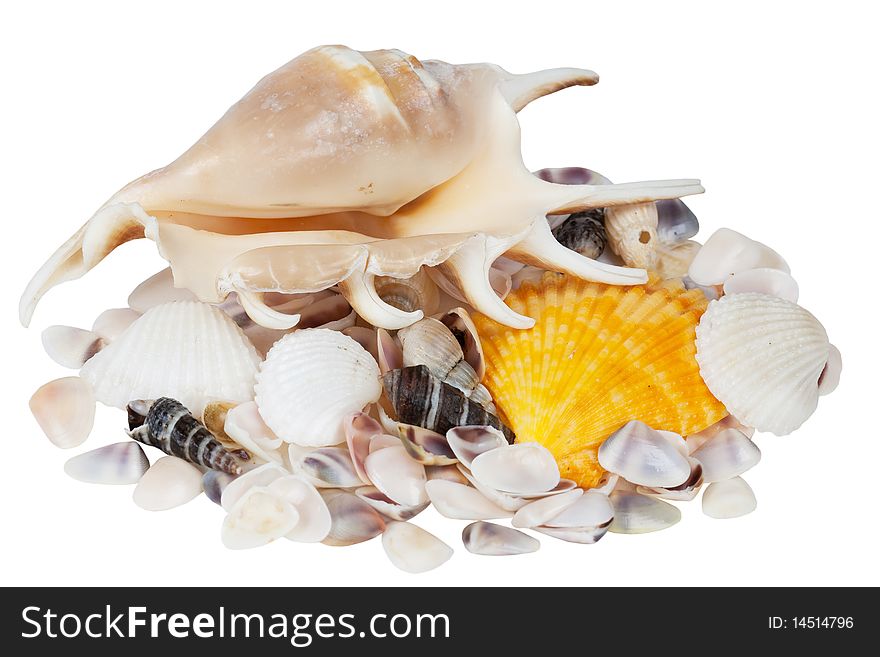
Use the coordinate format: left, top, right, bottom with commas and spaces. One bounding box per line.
80, 301, 260, 415
255, 329, 382, 446
695, 293, 829, 435
474, 273, 727, 488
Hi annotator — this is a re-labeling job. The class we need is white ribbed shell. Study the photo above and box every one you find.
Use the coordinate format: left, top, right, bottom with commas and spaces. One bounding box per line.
695, 293, 830, 435
255, 329, 381, 446
80, 301, 260, 415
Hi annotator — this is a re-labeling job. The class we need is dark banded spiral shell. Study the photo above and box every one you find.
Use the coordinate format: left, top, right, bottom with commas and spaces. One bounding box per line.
382, 365, 515, 443
128, 397, 249, 475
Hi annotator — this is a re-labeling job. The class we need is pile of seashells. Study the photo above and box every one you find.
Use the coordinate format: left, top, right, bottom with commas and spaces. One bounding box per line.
23, 46, 841, 573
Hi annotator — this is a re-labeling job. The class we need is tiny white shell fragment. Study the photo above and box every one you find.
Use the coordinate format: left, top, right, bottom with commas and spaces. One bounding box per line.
598, 421, 691, 488
534, 524, 610, 544
296, 447, 363, 488
702, 477, 757, 519
321, 491, 386, 546
91, 308, 141, 342
224, 401, 284, 464
364, 446, 427, 506
818, 344, 842, 396
446, 426, 507, 469
64, 442, 149, 485
255, 329, 382, 447
462, 522, 540, 556
608, 490, 681, 534
722, 267, 799, 302
355, 486, 429, 521
133, 456, 203, 511
127, 267, 196, 312
382, 521, 453, 574
691, 429, 761, 483
29, 376, 95, 449
221, 487, 299, 549
543, 491, 614, 528
512, 488, 583, 528
220, 462, 289, 511
469, 442, 559, 495
41, 325, 104, 369
457, 466, 530, 512
688, 228, 789, 286
425, 479, 512, 520
268, 475, 332, 542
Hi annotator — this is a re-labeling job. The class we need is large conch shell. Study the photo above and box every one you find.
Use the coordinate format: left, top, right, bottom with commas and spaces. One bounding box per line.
21, 45, 703, 331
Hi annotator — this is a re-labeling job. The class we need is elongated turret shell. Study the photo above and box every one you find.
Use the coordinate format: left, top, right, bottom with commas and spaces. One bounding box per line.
695, 293, 831, 435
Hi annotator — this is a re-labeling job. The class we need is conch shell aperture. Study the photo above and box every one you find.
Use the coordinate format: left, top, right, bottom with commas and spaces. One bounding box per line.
20, 45, 704, 331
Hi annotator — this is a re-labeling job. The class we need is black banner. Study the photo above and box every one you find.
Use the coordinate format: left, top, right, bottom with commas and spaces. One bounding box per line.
0, 587, 866, 653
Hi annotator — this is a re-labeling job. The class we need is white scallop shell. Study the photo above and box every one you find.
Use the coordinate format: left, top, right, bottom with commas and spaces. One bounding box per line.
695, 293, 830, 435
255, 329, 381, 446
80, 301, 260, 416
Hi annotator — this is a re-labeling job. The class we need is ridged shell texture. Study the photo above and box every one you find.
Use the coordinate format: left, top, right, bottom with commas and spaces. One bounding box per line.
695, 293, 829, 435
474, 273, 727, 488
80, 301, 260, 415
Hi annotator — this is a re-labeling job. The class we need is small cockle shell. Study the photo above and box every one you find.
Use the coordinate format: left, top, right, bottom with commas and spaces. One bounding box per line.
608, 490, 681, 534
456, 467, 530, 512
722, 267, 799, 303
462, 521, 540, 556
355, 486, 429, 521
91, 308, 141, 343
321, 491, 386, 547
597, 421, 691, 488
295, 447, 363, 489
203, 471, 237, 506
127, 268, 196, 312
446, 426, 508, 469
41, 325, 104, 369
637, 458, 704, 501
224, 401, 283, 464
690, 429, 761, 483
702, 476, 757, 519
605, 202, 659, 268
818, 344, 842, 396
267, 475, 332, 543
382, 521, 453, 574
133, 456, 203, 511
425, 479, 512, 520
222, 486, 300, 549
81, 301, 260, 416
64, 442, 150, 485
470, 442, 560, 495
512, 488, 583, 528
688, 228, 789, 286
255, 329, 382, 447
220, 462, 289, 511
364, 445, 427, 506
29, 376, 95, 448
695, 293, 832, 435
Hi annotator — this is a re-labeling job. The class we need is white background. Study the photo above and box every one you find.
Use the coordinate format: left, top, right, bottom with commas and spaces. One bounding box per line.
2, 0, 877, 587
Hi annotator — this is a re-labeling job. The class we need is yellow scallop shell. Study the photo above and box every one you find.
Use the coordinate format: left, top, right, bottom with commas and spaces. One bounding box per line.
474, 273, 727, 488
